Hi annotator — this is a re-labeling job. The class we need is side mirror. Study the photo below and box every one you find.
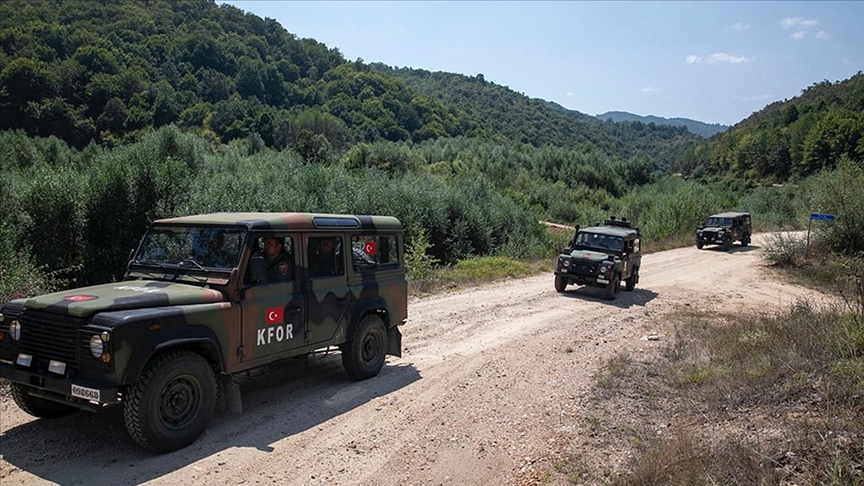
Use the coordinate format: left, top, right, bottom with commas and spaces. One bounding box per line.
249, 254, 266, 283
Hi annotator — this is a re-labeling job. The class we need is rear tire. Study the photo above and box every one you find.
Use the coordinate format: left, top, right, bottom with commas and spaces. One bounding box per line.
10, 383, 78, 418
741, 233, 750, 247
124, 350, 217, 453
554, 275, 567, 292
342, 314, 387, 380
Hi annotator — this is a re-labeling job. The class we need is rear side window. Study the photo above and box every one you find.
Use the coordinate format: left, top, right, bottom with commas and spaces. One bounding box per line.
351, 235, 399, 271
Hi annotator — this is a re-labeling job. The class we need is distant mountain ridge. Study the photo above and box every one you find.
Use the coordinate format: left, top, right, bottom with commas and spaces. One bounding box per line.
596, 111, 728, 138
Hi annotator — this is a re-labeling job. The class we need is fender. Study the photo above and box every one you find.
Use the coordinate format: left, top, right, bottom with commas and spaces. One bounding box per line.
346, 297, 400, 357
347, 297, 390, 331
90, 303, 230, 384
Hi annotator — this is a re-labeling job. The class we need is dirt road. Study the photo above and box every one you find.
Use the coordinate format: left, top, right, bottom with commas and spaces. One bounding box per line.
0, 235, 829, 486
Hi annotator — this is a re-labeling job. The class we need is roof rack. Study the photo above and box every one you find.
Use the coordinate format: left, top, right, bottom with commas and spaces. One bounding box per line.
603, 216, 634, 228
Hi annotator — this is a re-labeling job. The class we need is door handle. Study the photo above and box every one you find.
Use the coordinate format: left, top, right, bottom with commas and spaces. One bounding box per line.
285, 307, 302, 315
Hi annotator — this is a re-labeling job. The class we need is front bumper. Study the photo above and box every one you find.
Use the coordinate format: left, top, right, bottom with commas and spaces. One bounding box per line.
555, 269, 610, 287
1, 361, 120, 408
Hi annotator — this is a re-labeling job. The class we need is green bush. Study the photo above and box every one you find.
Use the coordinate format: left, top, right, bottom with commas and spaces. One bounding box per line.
803, 159, 864, 254
760, 231, 808, 267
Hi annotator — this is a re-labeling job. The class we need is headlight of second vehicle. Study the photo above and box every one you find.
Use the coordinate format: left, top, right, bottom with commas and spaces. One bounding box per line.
9, 319, 21, 341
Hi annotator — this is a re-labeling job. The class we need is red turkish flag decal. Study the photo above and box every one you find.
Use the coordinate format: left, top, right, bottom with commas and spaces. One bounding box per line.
363, 241, 376, 255
64, 295, 97, 302
265, 307, 283, 325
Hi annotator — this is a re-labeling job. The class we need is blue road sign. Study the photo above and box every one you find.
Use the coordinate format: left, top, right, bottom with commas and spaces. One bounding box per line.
810, 213, 835, 222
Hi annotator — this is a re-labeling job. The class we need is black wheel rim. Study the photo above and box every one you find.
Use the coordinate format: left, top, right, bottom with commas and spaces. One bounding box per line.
159, 374, 201, 430
361, 329, 382, 365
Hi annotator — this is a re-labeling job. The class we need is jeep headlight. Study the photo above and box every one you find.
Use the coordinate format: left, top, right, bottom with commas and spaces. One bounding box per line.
9, 319, 21, 341
89, 333, 107, 358
599, 265, 609, 274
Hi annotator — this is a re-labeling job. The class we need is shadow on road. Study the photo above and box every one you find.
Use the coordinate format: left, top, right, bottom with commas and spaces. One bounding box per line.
558, 285, 659, 308
1, 356, 420, 485
698, 244, 761, 254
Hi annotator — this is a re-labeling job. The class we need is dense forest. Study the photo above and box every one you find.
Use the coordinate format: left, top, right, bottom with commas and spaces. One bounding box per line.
1, 0, 862, 301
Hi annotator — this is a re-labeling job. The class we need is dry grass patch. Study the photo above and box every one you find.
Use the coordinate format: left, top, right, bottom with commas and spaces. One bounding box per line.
556, 303, 864, 485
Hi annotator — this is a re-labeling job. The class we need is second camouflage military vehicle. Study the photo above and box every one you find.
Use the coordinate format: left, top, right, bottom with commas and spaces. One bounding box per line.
554, 217, 642, 300
695, 212, 752, 251
0, 212, 407, 452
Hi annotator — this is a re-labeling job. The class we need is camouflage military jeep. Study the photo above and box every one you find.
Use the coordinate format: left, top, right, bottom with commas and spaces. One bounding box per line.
0, 212, 407, 452
695, 212, 752, 251
554, 217, 642, 300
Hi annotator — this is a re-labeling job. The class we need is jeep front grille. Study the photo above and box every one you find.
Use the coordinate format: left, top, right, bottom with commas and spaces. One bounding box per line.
19, 310, 84, 372
570, 261, 597, 276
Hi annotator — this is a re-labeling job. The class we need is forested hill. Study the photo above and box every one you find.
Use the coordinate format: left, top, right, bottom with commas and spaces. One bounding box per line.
0, 0, 484, 150
1, 0, 859, 184
672, 72, 864, 183
595, 111, 728, 138
0, 0, 699, 168
369, 64, 702, 166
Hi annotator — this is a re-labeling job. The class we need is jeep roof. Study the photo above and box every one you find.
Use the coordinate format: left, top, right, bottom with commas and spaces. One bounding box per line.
579, 219, 640, 239
706, 212, 750, 219
153, 212, 403, 231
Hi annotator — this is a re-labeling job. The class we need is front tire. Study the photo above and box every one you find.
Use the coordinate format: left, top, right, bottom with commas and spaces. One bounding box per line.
554, 275, 567, 292
696, 240, 703, 250
624, 268, 639, 291
342, 314, 387, 380
603, 273, 620, 300
124, 350, 217, 453
722, 235, 732, 251
10, 383, 78, 418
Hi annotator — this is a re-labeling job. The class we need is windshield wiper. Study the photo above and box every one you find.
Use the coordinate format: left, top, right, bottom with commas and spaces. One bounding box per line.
177, 258, 209, 272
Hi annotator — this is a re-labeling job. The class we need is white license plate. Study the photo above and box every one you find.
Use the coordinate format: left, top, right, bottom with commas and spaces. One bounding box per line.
597, 278, 609, 284
71, 384, 100, 402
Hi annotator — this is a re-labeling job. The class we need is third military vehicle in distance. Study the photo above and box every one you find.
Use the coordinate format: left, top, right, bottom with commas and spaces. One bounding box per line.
0, 212, 407, 453
695, 212, 751, 251
554, 217, 642, 300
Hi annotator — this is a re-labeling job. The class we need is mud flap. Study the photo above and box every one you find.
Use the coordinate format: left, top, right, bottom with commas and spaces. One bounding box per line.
387, 326, 403, 358
216, 373, 242, 414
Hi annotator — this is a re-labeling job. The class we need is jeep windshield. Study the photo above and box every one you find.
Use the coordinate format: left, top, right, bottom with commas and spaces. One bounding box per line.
131, 226, 247, 273
573, 232, 624, 253
705, 217, 733, 227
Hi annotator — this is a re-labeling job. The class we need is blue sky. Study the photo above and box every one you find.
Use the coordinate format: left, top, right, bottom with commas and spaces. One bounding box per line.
221, 1, 864, 126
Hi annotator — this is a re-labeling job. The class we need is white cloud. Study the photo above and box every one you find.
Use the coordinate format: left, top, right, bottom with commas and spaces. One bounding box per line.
565, 92, 574, 98
815, 31, 829, 40
780, 17, 818, 29
686, 53, 755, 65
731, 21, 751, 31
641, 87, 661, 93
791, 30, 807, 40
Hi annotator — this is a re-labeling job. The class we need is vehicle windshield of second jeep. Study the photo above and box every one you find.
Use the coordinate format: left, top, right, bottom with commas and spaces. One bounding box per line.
575, 232, 624, 253
133, 226, 247, 272
705, 217, 732, 227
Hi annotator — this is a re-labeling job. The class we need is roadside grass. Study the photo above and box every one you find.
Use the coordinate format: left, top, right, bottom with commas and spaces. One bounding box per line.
563, 250, 864, 485
407, 255, 547, 296
406, 228, 697, 296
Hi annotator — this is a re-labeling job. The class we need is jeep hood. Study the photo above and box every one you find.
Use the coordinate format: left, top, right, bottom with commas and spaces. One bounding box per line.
568, 249, 612, 262
700, 226, 729, 231
21, 280, 227, 318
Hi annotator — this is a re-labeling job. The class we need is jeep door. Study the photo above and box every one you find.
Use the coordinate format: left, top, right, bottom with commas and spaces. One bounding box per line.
303, 234, 350, 346
240, 234, 307, 365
